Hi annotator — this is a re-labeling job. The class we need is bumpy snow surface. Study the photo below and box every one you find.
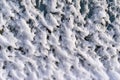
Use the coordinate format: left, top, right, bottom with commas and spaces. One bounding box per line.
0, 0, 120, 80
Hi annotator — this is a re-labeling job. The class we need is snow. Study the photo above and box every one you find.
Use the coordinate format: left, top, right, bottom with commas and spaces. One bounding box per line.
0, 0, 120, 80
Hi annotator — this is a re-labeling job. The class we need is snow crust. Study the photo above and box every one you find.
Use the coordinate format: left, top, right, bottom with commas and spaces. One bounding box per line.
0, 0, 120, 80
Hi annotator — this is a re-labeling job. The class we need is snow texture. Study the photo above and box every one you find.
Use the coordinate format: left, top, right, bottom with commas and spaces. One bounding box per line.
0, 0, 120, 80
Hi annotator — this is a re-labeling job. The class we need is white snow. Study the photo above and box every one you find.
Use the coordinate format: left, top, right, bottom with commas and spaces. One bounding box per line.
0, 0, 120, 80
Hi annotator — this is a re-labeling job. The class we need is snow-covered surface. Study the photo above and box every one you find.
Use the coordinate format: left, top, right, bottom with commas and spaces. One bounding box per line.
0, 0, 120, 80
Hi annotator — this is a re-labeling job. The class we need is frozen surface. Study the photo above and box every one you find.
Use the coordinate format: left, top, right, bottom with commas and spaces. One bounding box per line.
0, 0, 120, 80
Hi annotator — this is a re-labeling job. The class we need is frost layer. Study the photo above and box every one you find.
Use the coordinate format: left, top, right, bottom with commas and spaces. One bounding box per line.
0, 0, 120, 80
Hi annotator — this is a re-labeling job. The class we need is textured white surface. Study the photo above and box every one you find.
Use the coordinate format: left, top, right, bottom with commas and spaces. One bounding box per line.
0, 0, 120, 80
